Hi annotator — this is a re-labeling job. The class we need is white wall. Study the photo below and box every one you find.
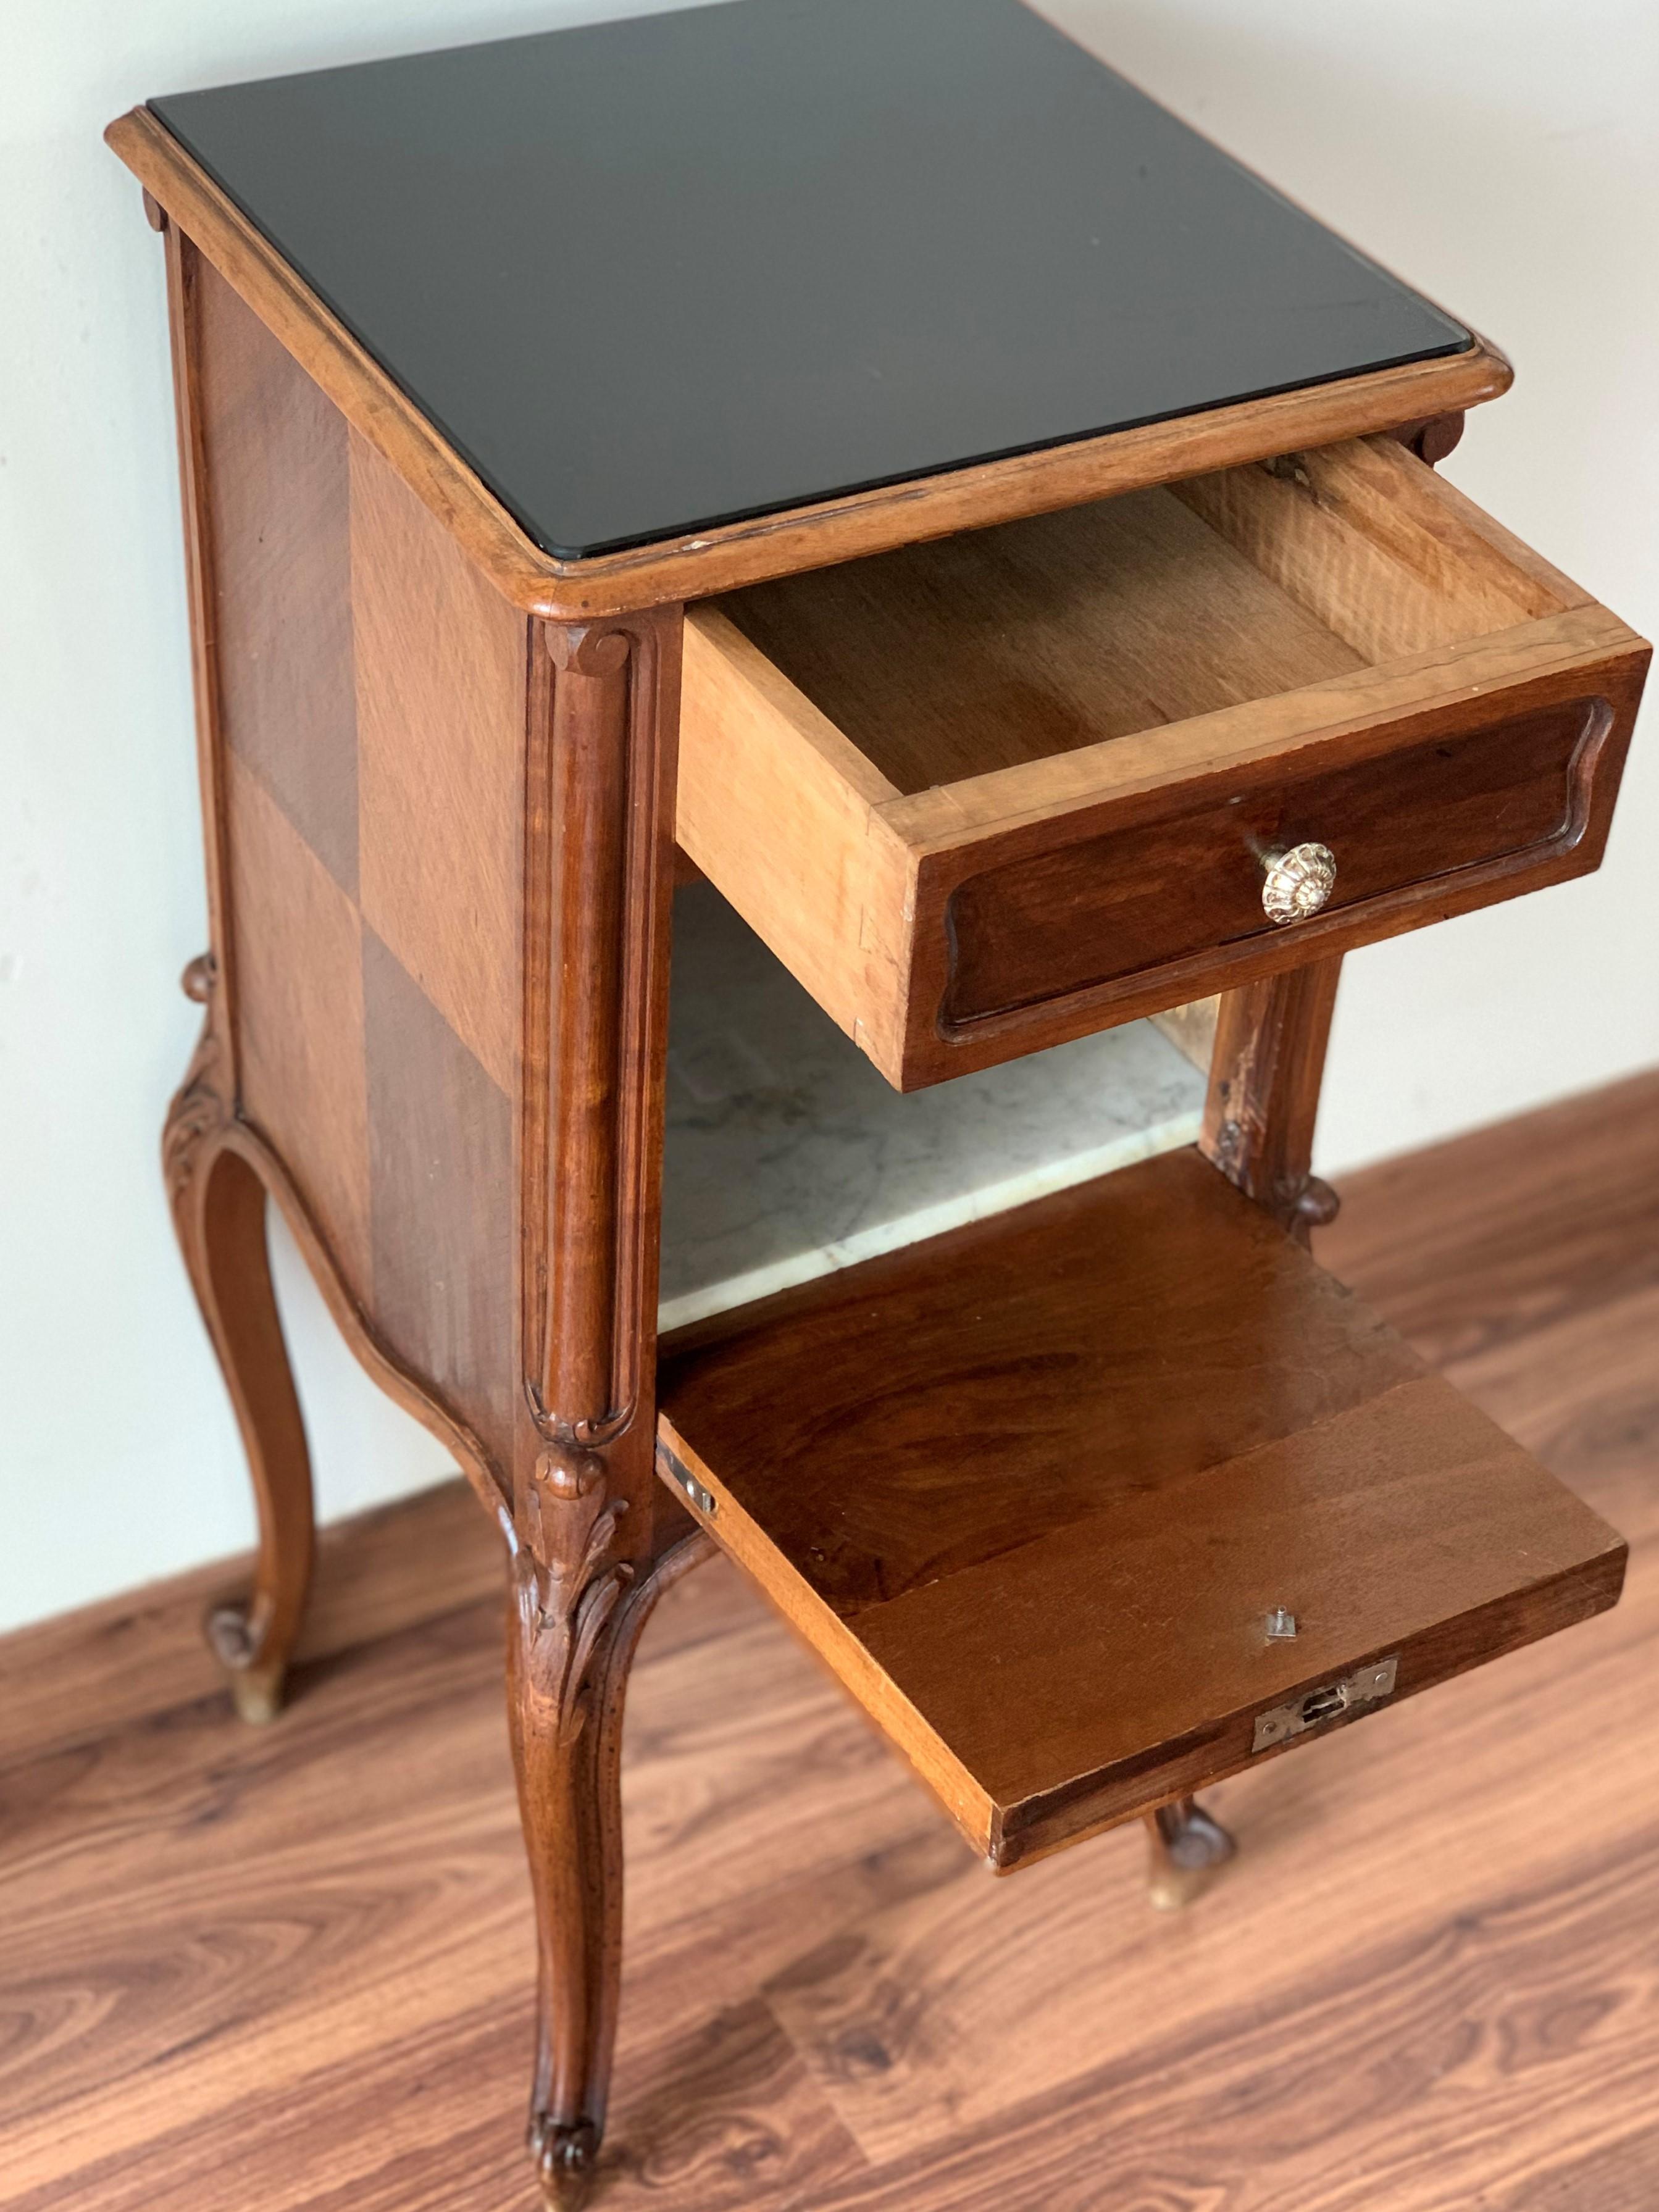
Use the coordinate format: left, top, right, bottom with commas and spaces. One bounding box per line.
3, 0, 1655, 1632
1048, 0, 1659, 1163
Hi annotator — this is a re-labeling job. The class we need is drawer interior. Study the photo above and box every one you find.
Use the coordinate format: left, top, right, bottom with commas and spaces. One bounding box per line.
712, 438, 1573, 798
680, 435, 1642, 1089
657, 1148, 1625, 1870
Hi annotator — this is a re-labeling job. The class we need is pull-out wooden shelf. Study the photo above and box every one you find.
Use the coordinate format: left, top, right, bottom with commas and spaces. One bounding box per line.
679, 436, 1649, 1088
657, 1149, 1624, 1871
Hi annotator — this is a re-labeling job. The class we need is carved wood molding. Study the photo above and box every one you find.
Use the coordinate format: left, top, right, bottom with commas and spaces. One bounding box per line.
510, 602, 697, 2212
518, 607, 683, 1555
111, 106, 1518, 620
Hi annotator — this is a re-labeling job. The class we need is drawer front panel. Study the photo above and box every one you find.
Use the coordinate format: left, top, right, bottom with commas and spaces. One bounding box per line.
944, 694, 1605, 1027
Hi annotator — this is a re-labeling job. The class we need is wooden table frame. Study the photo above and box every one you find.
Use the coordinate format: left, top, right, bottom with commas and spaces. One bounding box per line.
115, 101, 1531, 2212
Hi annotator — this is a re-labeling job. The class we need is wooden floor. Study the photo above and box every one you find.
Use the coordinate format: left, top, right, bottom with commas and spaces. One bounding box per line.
4, 1070, 1658, 2211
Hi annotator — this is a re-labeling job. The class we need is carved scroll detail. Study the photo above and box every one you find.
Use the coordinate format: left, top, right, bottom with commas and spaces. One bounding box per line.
162, 953, 229, 1217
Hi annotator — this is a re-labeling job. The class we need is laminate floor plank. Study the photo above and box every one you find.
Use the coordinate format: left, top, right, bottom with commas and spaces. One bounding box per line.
1441, 1279, 1659, 1524
0, 1476, 505, 1773
3, 1075, 1657, 2209
1318, 1067, 1659, 1364
761, 1552, 1659, 2162
801, 1822, 1659, 2212
0, 1585, 919, 2198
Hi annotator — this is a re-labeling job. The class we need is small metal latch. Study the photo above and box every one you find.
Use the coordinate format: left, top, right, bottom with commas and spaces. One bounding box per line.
1252, 1655, 1398, 1755
658, 1442, 717, 1519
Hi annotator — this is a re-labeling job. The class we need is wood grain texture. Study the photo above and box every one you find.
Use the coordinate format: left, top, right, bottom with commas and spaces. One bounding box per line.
225, 750, 373, 1300
364, 929, 517, 1477
517, 612, 685, 1554
508, 1534, 712, 2210
162, 229, 239, 1090
161, 178, 699, 2203
658, 1148, 1624, 1866
683, 437, 1648, 1087
173, 221, 562, 1513
1147, 995, 1219, 1072
0, 1481, 504, 1773
942, 692, 1600, 1026
675, 611, 913, 1071
196, 254, 359, 897
1203, 957, 1344, 1242
719, 487, 1363, 793
353, 426, 529, 1096
163, 963, 314, 1723
510, 611, 688, 2204
6, 1072, 1658, 2211
1171, 432, 1573, 665
1318, 1066, 1659, 1366
106, 108, 1516, 619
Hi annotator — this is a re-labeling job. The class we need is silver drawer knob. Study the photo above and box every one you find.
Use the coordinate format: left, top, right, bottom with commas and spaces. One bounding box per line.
1261, 842, 1337, 925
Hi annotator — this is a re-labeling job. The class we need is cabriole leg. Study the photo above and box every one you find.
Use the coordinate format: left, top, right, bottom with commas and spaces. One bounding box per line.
511, 609, 684, 2206
510, 1509, 710, 2209
164, 957, 316, 1722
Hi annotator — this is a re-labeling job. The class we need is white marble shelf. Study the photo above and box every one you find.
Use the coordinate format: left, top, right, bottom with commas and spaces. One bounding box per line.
659, 887, 1206, 1330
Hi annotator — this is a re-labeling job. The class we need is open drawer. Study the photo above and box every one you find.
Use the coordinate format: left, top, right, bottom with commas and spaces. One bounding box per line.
677, 436, 1649, 1089
656, 1148, 1625, 1870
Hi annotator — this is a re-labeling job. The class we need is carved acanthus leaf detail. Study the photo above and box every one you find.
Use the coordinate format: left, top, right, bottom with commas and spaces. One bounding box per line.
513, 1450, 633, 1746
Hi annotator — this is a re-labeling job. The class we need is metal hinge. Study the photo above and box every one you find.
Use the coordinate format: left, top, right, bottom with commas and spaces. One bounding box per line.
658, 1442, 717, 1519
1252, 1655, 1398, 1755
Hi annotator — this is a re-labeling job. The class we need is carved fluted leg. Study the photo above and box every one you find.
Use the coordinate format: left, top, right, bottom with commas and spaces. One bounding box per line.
165, 956, 315, 1722
1144, 1795, 1237, 1911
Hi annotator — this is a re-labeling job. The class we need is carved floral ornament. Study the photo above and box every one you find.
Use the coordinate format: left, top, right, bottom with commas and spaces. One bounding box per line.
514, 1449, 633, 1747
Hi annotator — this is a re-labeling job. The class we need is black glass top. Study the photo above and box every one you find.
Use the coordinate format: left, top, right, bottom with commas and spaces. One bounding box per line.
153, 0, 1469, 562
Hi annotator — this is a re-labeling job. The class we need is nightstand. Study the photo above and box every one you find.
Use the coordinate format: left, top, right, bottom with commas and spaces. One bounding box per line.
108, 2, 1647, 2202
